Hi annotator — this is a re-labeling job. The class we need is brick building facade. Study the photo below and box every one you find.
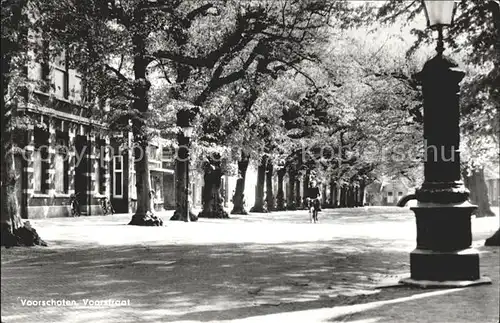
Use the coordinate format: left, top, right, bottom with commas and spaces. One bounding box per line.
14, 42, 176, 219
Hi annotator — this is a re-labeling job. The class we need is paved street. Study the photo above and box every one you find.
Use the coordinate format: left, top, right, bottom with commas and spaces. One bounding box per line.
1, 207, 499, 323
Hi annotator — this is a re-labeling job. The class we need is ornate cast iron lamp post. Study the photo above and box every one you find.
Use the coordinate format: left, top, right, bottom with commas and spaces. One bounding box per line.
400, 0, 491, 287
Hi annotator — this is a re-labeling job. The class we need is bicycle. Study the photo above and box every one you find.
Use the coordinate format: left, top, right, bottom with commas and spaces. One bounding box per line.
306, 197, 321, 223
99, 196, 115, 215
69, 193, 81, 217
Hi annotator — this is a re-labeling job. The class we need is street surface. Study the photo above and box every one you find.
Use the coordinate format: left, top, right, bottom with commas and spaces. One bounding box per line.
1, 207, 499, 323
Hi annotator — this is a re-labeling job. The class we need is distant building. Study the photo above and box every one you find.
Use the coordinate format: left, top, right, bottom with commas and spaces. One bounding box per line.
485, 166, 500, 206
365, 178, 415, 206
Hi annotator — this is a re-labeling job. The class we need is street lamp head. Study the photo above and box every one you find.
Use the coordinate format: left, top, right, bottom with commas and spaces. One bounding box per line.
182, 126, 194, 138
422, 0, 458, 29
422, 0, 458, 56
177, 107, 195, 138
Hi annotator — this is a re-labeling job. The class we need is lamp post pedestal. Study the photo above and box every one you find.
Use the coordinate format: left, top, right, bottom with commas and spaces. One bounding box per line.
403, 202, 488, 287
400, 55, 491, 287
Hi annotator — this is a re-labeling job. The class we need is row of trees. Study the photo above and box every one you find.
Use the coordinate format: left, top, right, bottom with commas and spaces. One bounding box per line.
1, 1, 498, 244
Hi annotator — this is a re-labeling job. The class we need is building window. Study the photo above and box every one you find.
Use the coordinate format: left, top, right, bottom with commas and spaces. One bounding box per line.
387, 191, 394, 204
148, 145, 159, 161
162, 146, 173, 161
54, 154, 66, 193
113, 155, 123, 198
33, 128, 49, 193
54, 66, 69, 98
53, 49, 69, 99
70, 74, 82, 101
54, 133, 69, 193
95, 159, 101, 194
33, 147, 49, 192
54, 66, 69, 99
130, 172, 137, 199
33, 149, 43, 192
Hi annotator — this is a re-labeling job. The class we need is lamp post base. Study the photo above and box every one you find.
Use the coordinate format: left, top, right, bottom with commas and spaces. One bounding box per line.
404, 248, 489, 282
404, 201, 491, 287
400, 277, 492, 288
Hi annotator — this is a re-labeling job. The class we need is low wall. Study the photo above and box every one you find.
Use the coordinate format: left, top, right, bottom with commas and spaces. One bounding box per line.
28, 204, 104, 219
27, 205, 71, 219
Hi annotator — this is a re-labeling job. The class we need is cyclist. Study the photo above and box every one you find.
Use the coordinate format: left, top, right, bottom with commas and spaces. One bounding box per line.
69, 193, 81, 217
305, 180, 321, 223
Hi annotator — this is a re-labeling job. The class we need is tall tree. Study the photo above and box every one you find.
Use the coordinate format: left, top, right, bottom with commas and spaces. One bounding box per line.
38, 0, 181, 225
1, 0, 48, 246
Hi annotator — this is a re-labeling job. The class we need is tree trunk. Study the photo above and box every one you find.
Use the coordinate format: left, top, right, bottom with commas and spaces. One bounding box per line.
322, 184, 327, 206
265, 159, 275, 211
128, 34, 162, 226
1, 51, 20, 245
231, 153, 249, 215
250, 155, 267, 212
171, 133, 197, 221
1, 152, 24, 246
1, 144, 45, 247
328, 181, 333, 208
464, 168, 495, 217
353, 185, 359, 207
485, 228, 500, 246
359, 181, 366, 206
302, 171, 310, 208
287, 168, 296, 210
331, 181, 338, 208
346, 185, 352, 207
198, 157, 229, 218
276, 167, 286, 211
348, 185, 355, 207
129, 141, 164, 225
295, 178, 301, 208
339, 185, 346, 208
170, 28, 196, 221
1, 2, 46, 246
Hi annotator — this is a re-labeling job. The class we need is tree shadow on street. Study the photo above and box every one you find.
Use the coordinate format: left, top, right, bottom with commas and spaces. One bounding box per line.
2, 239, 411, 323
2, 237, 497, 323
